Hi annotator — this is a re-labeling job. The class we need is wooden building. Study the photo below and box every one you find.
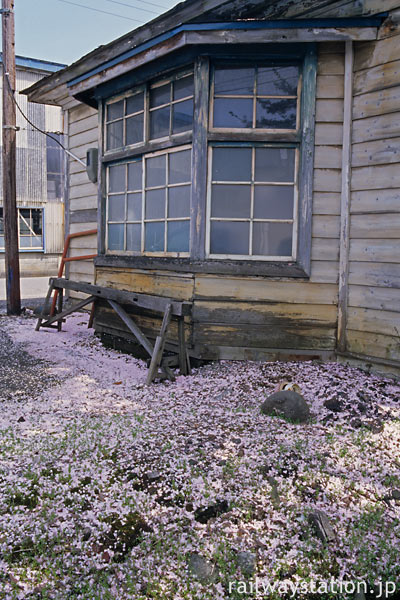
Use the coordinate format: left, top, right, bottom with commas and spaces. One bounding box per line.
0, 55, 65, 277
24, 0, 400, 377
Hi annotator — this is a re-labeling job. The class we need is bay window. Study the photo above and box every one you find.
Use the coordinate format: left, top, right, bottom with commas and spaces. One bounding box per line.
100, 45, 316, 276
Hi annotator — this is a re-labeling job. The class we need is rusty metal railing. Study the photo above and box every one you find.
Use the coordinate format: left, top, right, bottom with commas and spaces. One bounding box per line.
50, 229, 97, 317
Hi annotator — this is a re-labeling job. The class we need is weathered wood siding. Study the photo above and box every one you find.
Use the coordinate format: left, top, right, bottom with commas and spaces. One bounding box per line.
94, 46, 344, 359
66, 104, 98, 288
346, 19, 400, 367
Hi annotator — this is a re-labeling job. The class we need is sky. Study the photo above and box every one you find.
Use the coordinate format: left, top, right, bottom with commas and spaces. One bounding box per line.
13, 0, 179, 66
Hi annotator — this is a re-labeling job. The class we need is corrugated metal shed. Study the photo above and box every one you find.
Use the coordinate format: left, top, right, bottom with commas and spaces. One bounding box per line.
0, 66, 63, 207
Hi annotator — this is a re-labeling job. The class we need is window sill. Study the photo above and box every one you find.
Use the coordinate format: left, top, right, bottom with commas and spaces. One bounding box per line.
95, 254, 309, 278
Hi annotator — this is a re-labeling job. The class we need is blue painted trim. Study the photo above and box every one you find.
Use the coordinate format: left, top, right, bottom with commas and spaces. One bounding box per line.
68, 16, 385, 88
0, 53, 66, 73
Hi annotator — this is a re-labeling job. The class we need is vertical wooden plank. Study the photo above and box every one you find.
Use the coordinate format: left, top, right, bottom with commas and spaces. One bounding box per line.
97, 100, 105, 256
35, 281, 55, 331
178, 316, 188, 375
337, 41, 353, 353
298, 44, 317, 276
57, 288, 64, 331
146, 303, 172, 385
191, 56, 210, 260
63, 109, 71, 295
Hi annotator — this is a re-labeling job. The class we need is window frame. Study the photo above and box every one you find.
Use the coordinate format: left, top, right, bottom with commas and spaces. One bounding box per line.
97, 45, 317, 278
103, 68, 194, 157
206, 143, 299, 262
105, 145, 192, 257
209, 63, 302, 133
0, 207, 44, 252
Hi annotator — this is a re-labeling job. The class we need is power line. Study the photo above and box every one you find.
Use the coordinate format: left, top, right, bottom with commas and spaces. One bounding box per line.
54, 0, 145, 22
103, 0, 158, 16
105, 0, 174, 11
4, 73, 86, 167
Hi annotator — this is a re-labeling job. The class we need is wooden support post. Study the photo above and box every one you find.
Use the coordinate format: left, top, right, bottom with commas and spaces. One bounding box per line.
88, 302, 95, 329
2, 0, 20, 315
57, 288, 64, 331
178, 317, 188, 376
146, 303, 172, 385
35, 281, 55, 331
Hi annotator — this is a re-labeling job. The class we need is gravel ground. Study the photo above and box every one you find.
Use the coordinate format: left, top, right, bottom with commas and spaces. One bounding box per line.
0, 313, 399, 599
0, 318, 62, 404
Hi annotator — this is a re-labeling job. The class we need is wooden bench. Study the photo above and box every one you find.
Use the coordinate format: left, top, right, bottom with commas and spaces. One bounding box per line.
36, 277, 192, 385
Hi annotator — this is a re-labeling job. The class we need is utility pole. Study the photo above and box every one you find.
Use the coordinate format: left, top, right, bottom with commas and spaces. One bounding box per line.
2, 0, 21, 315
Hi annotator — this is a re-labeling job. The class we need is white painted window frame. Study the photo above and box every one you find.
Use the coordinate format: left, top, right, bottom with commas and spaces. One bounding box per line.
106, 144, 192, 257
205, 145, 299, 261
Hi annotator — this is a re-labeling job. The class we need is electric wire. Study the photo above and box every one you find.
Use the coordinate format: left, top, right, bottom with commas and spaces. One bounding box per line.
4, 73, 86, 166
103, 0, 158, 16
105, 0, 174, 10
54, 0, 145, 22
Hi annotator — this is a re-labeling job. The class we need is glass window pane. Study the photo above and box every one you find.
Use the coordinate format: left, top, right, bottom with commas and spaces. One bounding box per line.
150, 83, 170, 108
255, 148, 295, 182
168, 185, 190, 218
109, 164, 125, 193
211, 184, 251, 218
107, 100, 124, 121
31, 235, 43, 248
256, 98, 297, 129
126, 114, 144, 145
126, 224, 141, 252
128, 160, 142, 191
257, 66, 299, 96
19, 209, 31, 234
20, 236, 32, 248
46, 134, 62, 174
47, 174, 62, 201
254, 185, 294, 219
145, 222, 164, 252
172, 99, 193, 134
150, 106, 170, 139
253, 222, 293, 256
146, 154, 166, 188
169, 149, 191, 184
107, 120, 123, 150
145, 189, 165, 220
108, 223, 124, 251
0, 235, 4, 248
127, 193, 142, 221
214, 68, 254, 96
174, 75, 194, 101
126, 92, 144, 115
108, 194, 125, 221
213, 98, 253, 128
210, 221, 249, 255
32, 210, 42, 235
212, 147, 252, 182
167, 220, 190, 253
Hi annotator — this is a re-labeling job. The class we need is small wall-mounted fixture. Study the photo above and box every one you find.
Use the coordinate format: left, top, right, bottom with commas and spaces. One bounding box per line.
86, 148, 98, 183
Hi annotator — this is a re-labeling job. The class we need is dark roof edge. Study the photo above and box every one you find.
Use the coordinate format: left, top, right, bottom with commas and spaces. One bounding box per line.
68, 16, 385, 89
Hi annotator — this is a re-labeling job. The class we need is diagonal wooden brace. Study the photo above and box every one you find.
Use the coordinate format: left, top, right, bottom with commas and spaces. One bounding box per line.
40, 296, 97, 328
107, 299, 154, 357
